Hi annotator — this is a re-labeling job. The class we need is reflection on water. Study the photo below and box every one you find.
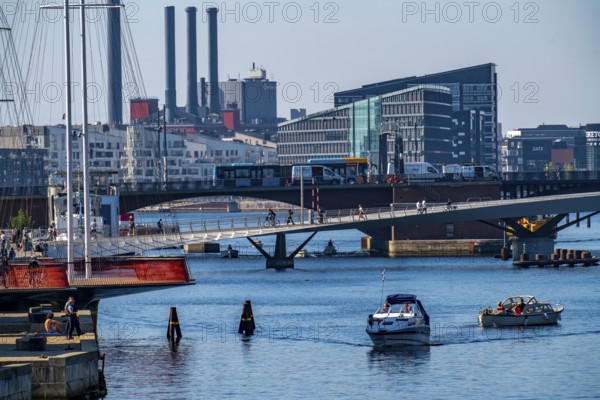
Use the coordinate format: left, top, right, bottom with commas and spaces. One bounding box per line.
367, 346, 431, 374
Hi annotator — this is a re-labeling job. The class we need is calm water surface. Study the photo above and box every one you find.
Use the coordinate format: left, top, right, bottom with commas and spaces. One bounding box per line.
98, 213, 600, 399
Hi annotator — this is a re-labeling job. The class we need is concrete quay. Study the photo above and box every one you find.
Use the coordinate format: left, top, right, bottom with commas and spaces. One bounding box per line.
0, 310, 102, 399
365, 238, 505, 257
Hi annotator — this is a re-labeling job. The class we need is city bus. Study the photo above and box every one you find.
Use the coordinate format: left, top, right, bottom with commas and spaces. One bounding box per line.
307, 157, 370, 184
212, 164, 292, 187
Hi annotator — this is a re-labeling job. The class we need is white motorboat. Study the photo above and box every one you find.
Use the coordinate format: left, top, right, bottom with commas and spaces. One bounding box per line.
478, 295, 564, 327
366, 294, 431, 346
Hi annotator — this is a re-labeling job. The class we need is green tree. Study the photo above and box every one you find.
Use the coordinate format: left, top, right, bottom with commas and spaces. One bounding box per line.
10, 209, 35, 232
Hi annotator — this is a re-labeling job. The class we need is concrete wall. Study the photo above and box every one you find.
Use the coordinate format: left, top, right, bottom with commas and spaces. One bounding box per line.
0, 363, 32, 400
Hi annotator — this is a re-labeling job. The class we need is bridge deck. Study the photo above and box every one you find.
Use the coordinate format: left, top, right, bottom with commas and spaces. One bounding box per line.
43, 191, 600, 258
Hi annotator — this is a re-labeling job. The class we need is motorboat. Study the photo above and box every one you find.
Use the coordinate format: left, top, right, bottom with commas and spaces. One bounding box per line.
323, 240, 337, 256
366, 294, 431, 346
478, 295, 564, 327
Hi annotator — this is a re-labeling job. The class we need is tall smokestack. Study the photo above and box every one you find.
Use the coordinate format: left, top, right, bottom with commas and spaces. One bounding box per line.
107, 0, 122, 125
164, 6, 176, 123
207, 7, 220, 115
185, 7, 199, 117
200, 77, 207, 107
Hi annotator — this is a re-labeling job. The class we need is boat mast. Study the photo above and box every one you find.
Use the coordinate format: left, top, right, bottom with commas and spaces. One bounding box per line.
64, 0, 75, 274
80, 0, 92, 277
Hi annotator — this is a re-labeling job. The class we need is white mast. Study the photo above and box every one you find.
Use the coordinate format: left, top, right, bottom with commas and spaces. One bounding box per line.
64, 0, 75, 275
80, 0, 92, 277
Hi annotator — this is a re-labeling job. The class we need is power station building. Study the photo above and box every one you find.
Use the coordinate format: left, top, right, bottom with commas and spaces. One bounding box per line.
277, 64, 497, 168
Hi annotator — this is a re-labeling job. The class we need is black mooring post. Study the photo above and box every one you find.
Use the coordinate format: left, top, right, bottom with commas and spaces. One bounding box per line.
167, 307, 182, 340
238, 300, 256, 336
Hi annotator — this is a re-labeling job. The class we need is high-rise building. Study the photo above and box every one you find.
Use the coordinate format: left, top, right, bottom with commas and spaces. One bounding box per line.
334, 63, 498, 167
219, 65, 277, 124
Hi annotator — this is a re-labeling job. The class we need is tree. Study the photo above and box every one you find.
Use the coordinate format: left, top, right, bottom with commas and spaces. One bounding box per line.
10, 209, 35, 232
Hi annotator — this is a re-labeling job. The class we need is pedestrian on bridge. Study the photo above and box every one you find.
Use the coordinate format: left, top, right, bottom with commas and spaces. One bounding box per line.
421, 199, 427, 214
157, 219, 164, 234
358, 204, 366, 220
416, 201, 422, 214
287, 210, 295, 226
128, 216, 135, 236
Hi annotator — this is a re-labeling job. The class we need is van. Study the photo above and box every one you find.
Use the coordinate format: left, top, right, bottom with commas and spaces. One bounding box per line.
291, 165, 343, 185
402, 162, 444, 181
461, 165, 500, 181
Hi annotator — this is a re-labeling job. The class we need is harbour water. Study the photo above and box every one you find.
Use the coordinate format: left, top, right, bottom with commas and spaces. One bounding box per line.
98, 213, 600, 399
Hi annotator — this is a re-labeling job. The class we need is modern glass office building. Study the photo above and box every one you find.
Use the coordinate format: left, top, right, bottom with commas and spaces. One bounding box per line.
334, 63, 498, 167
277, 85, 459, 169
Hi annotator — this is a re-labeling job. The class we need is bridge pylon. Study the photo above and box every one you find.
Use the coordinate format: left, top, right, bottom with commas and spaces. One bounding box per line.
247, 232, 317, 270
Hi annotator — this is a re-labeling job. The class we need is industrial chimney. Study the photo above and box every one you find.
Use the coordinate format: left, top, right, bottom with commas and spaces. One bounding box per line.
185, 7, 199, 117
107, 0, 122, 125
207, 7, 220, 115
164, 6, 176, 123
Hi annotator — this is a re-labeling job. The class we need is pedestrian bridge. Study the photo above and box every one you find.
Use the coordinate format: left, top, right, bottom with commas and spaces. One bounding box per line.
43, 191, 600, 259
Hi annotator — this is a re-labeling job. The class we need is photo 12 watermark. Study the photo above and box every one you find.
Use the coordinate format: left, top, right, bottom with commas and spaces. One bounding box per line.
401, 2, 540, 24
200, 2, 340, 24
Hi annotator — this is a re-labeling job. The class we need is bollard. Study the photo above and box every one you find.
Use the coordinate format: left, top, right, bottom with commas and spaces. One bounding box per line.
500, 247, 509, 261
238, 300, 256, 336
167, 307, 182, 341
520, 253, 529, 262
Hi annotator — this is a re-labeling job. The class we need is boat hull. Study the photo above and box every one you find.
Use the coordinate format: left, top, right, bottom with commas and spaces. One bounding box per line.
367, 326, 431, 346
478, 311, 562, 327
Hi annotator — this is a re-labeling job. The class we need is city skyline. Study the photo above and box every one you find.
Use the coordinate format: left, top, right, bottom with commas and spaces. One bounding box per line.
1, 0, 598, 133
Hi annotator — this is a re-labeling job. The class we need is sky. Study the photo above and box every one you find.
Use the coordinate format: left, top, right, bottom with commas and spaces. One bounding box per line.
1, 0, 599, 133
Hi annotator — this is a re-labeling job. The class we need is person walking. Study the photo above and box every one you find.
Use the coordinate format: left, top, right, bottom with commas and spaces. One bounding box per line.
358, 204, 366, 220
286, 209, 295, 226
157, 219, 164, 234
1, 256, 9, 288
90, 219, 97, 239
416, 201, 422, 214
64, 296, 84, 339
128, 216, 135, 236
421, 199, 427, 214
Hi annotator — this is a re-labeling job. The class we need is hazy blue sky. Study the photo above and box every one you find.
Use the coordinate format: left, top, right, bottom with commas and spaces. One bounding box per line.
2, 0, 599, 132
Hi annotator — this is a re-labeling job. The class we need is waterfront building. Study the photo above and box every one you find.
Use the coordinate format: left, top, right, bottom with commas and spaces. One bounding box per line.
334, 63, 498, 167
503, 124, 597, 173
277, 85, 460, 168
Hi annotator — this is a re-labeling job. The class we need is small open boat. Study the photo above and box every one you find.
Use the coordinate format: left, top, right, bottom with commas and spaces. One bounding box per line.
366, 294, 430, 346
478, 295, 564, 327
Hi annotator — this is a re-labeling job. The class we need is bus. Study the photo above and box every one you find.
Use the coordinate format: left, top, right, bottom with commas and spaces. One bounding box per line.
307, 157, 370, 184
212, 164, 292, 187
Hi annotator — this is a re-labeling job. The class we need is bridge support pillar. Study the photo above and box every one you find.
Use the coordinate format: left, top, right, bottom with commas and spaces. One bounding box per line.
511, 236, 554, 262
248, 232, 317, 270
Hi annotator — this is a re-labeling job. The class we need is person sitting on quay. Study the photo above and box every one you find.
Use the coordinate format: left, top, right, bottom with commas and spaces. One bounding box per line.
44, 312, 63, 333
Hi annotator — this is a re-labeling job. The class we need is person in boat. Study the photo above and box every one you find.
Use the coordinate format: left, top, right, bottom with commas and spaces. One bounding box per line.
497, 301, 504, 313
403, 303, 413, 313
227, 244, 233, 257
45, 312, 63, 333
382, 302, 391, 312
514, 298, 525, 315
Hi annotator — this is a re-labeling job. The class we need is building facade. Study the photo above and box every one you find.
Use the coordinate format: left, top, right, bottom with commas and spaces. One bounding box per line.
277, 85, 459, 169
334, 63, 498, 167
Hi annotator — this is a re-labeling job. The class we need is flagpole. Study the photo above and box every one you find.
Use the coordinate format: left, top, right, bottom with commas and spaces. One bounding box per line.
380, 269, 385, 306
